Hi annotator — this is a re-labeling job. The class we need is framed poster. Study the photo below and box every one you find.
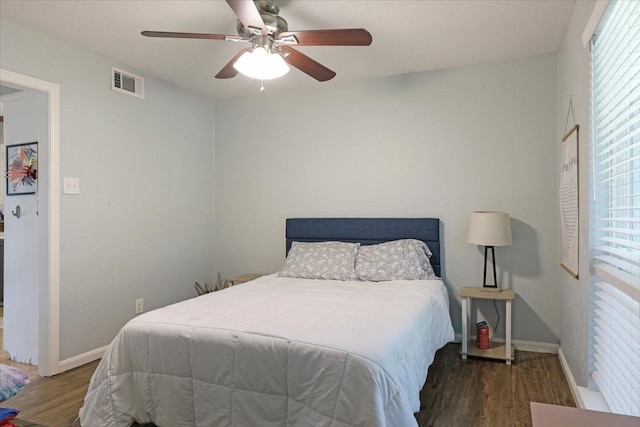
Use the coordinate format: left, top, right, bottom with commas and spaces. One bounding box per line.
6, 142, 38, 196
560, 125, 579, 278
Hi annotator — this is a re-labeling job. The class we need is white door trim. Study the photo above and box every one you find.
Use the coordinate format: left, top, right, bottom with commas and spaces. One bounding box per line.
0, 69, 60, 377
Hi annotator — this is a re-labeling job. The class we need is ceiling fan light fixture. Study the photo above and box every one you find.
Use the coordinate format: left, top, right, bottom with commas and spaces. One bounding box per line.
233, 46, 290, 80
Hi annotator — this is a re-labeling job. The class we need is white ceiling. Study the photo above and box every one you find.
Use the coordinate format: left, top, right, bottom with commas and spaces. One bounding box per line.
0, 0, 575, 99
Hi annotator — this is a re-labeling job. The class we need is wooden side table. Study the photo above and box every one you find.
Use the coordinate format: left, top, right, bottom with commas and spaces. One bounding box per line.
227, 273, 263, 286
459, 287, 515, 365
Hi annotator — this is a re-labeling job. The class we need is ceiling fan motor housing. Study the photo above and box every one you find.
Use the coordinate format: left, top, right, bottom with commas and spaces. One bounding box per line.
237, 0, 288, 37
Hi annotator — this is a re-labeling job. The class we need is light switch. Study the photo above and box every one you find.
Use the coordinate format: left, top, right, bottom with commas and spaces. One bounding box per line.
63, 177, 80, 195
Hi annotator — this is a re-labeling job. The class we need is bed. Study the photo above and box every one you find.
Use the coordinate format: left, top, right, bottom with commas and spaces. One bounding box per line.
80, 218, 454, 427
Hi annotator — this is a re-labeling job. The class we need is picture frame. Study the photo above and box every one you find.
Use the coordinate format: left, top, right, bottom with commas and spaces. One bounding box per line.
6, 142, 38, 196
560, 125, 579, 279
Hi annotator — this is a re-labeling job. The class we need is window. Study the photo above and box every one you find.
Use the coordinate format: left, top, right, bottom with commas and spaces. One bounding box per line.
589, 0, 640, 417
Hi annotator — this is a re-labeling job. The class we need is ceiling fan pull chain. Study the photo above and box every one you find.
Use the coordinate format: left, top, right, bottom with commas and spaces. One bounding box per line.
260, 80, 265, 92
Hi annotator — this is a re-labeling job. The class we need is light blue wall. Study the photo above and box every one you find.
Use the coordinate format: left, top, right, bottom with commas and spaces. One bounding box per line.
556, 0, 597, 387
0, 18, 215, 360
215, 54, 560, 345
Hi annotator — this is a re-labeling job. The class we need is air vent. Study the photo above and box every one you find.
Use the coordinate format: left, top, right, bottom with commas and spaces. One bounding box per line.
111, 67, 144, 98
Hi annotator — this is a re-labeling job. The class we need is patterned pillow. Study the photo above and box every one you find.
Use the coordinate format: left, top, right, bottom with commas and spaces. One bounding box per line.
278, 241, 360, 280
355, 239, 438, 281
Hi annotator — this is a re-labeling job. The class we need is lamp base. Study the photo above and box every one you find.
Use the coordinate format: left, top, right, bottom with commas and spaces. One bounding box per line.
481, 246, 502, 292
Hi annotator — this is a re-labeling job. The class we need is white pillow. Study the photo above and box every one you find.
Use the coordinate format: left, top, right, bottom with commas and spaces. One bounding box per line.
355, 239, 438, 281
278, 241, 360, 280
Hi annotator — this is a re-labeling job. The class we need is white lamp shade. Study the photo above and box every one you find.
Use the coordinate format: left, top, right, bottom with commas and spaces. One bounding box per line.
467, 211, 512, 246
233, 47, 290, 80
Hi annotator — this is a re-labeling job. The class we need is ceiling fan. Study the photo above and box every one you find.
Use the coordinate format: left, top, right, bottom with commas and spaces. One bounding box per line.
142, 0, 372, 82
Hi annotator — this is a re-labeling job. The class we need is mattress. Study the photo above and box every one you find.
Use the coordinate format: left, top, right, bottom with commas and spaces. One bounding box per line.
79, 275, 454, 426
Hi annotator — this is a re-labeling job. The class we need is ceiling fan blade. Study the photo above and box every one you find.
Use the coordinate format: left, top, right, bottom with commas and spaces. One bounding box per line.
215, 48, 250, 79
225, 0, 267, 35
141, 31, 232, 40
276, 29, 372, 46
279, 46, 336, 82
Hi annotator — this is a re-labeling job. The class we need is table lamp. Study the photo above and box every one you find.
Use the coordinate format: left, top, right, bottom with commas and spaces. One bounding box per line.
467, 211, 512, 292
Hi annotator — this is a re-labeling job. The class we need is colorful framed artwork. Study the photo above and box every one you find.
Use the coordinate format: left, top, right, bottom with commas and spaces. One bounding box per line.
6, 142, 38, 196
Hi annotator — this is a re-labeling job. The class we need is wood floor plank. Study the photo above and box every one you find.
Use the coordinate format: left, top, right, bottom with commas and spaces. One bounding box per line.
479, 369, 514, 427
4, 361, 99, 426
542, 354, 570, 386
512, 366, 559, 424
417, 343, 575, 427
550, 378, 577, 407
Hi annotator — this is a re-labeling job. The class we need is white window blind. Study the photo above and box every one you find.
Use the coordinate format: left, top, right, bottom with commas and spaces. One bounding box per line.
590, 0, 640, 417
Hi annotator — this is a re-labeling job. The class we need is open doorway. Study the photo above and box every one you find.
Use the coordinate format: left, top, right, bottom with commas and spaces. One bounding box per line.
0, 69, 60, 377
1, 85, 46, 375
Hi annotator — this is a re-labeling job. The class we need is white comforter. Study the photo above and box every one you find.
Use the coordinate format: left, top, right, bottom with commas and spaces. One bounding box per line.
80, 275, 454, 427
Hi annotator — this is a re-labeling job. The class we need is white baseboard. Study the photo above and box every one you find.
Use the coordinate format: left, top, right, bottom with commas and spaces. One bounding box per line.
558, 347, 585, 409
557, 347, 611, 413
453, 333, 559, 354
57, 345, 107, 373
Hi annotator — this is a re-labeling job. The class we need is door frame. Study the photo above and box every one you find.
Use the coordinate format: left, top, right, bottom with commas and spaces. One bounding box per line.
0, 69, 60, 377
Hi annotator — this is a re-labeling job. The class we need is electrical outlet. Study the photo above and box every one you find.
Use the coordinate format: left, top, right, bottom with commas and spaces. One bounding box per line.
135, 298, 144, 314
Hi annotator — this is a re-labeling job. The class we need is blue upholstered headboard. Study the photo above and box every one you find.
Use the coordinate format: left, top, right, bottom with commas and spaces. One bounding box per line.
285, 218, 441, 277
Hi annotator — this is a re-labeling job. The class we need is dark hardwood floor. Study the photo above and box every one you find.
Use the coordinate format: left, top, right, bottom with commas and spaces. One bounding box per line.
416, 343, 575, 426
2, 342, 575, 427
